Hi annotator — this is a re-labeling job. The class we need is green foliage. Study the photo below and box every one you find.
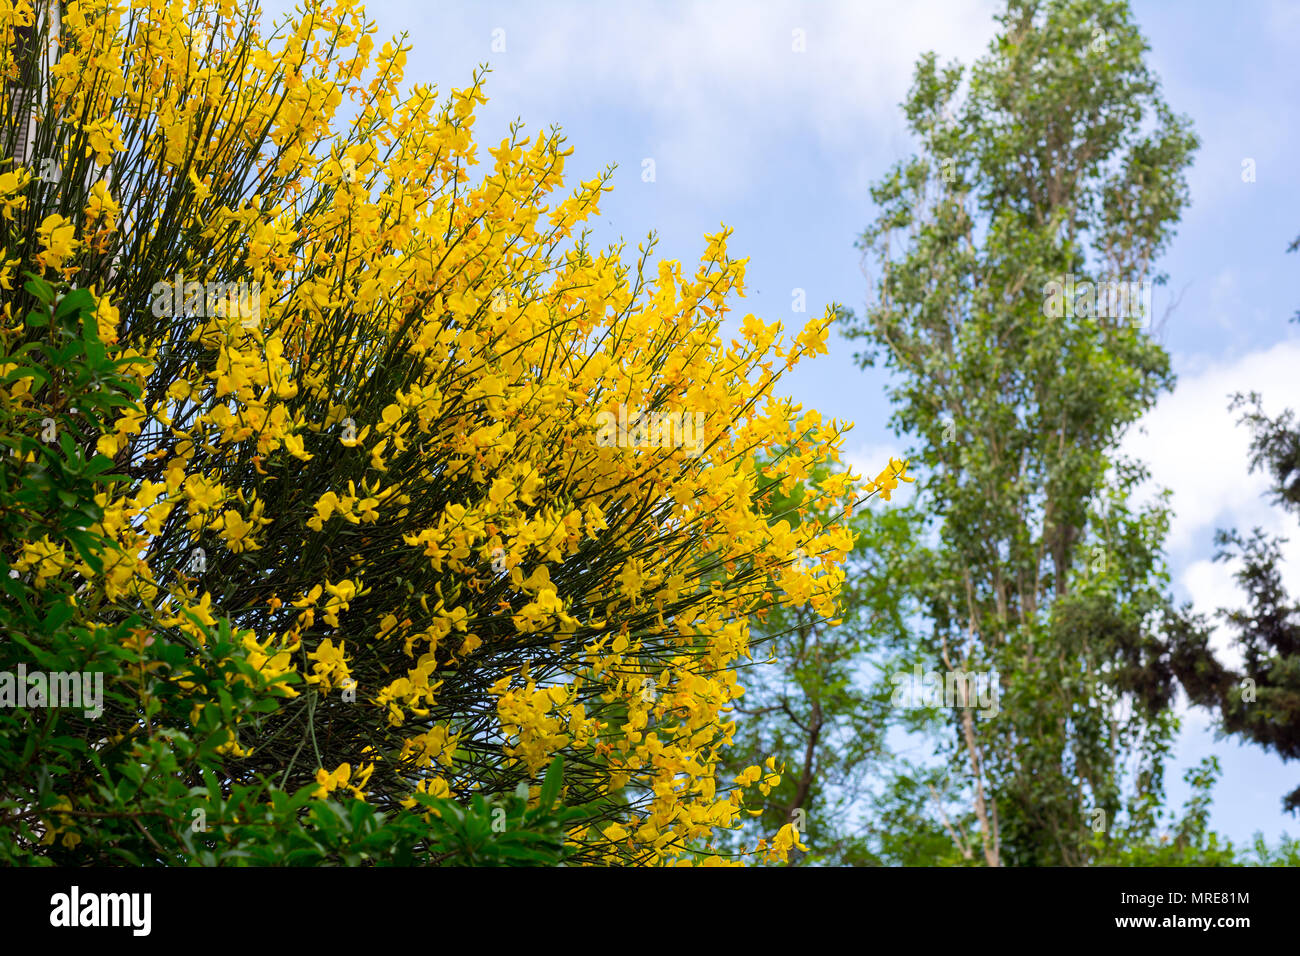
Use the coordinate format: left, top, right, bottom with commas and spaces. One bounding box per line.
0, 276, 142, 591
0, 282, 580, 865
720, 464, 923, 864
1088, 758, 1238, 866
1247, 833, 1300, 866
863, 768, 985, 867
842, 0, 1202, 865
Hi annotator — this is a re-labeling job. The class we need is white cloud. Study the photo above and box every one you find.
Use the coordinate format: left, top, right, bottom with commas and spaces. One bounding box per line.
1125, 340, 1300, 553
1181, 557, 1249, 671
384, 0, 999, 201
1124, 339, 1300, 668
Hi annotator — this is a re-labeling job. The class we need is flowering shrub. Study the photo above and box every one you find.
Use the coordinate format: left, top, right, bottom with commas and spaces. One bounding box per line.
0, 0, 906, 864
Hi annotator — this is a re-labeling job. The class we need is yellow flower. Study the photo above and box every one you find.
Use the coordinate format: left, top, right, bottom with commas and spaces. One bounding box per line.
306, 637, 350, 691
873, 457, 916, 501
313, 762, 373, 801
283, 432, 314, 461
36, 214, 78, 272
82, 116, 126, 165
183, 474, 224, 513
84, 180, 120, 229
307, 491, 340, 531
314, 762, 351, 798
0, 168, 31, 220
219, 508, 260, 552
765, 822, 809, 863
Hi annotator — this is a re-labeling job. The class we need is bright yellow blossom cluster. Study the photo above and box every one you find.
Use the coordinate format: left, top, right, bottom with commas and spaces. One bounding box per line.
0, 0, 910, 864
314, 761, 374, 801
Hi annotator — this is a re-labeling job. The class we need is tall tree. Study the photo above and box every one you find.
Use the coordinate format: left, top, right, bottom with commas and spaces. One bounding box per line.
844, 0, 1198, 865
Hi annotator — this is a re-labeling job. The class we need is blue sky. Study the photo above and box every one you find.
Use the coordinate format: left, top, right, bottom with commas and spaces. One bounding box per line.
298, 0, 1300, 847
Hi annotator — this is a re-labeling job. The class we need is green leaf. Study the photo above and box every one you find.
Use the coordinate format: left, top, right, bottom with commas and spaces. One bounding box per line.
23, 274, 55, 305
540, 755, 563, 811
56, 289, 95, 323
0, 365, 51, 387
